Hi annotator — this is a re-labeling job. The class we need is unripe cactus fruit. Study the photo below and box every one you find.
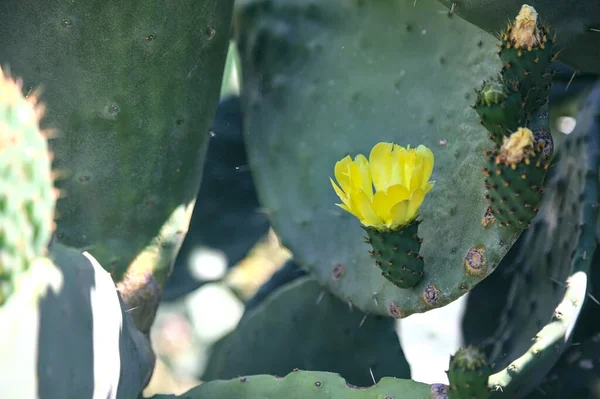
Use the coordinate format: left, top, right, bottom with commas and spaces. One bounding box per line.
330, 142, 434, 288
473, 77, 526, 143
482, 127, 550, 229
498, 4, 557, 114
0, 66, 57, 305
447, 346, 492, 399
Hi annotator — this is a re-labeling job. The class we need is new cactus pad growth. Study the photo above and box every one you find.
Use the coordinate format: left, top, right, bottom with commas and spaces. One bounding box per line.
473, 78, 526, 143
331, 142, 434, 288
498, 5, 557, 114
0, 66, 56, 305
483, 128, 550, 228
447, 346, 492, 399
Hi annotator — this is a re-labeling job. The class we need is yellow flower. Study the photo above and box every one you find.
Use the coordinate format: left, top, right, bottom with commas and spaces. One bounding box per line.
330, 142, 434, 231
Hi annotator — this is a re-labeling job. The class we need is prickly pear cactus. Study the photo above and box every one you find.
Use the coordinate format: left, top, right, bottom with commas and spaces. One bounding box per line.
436, 0, 600, 74
203, 276, 411, 387
149, 370, 441, 399
0, 0, 235, 330
234, 0, 521, 317
483, 79, 600, 397
0, 67, 56, 305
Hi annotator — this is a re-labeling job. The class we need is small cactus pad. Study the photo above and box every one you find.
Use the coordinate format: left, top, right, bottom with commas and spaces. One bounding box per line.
0, 66, 56, 305
149, 370, 437, 399
447, 346, 492, 399
235, 0, 520, 317
0, 0, 234, 282
364, 222, 425, 289
483, 128, 552, 229
203, 277, 411, 386
498, 5, 556, 114
474, 78, 526, 142
483, 81, 600, 396
436, 0, 600, 74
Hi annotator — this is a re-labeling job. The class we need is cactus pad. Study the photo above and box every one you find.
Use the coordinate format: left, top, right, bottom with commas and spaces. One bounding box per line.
235, 0, 521, 317
203, 276, 411, 387
150, 370, 439, 399
0, 66, 56, 305
0, 0, 234, 285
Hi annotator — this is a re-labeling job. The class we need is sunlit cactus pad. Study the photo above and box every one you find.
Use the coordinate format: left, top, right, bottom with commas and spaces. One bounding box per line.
235, 0, 520, 316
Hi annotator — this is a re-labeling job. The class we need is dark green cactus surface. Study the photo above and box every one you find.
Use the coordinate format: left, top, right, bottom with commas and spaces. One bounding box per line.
363, 221, 425, 289
0, 0, 234, 290
0, 67, 56, 305
436, 0, 600, 74
203, 276, 411, 387
235, 0, 521, 318
447, 346, 492, 399
150, 370, 440, 399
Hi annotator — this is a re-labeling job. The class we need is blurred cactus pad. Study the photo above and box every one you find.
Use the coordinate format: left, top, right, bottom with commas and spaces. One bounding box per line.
235, 0, 523, 317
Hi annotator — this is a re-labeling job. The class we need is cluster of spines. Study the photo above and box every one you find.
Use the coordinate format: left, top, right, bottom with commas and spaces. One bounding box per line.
362, 221, 424, 289
0, 66, 58, 305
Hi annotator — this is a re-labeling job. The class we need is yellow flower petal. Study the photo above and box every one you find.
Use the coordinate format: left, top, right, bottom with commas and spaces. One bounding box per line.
369, 142, 394, 192
334, 155, 353, 194
415, 145, 434, 189
390, 200, 410, 227
330, 177, 351, 208
349, 189, 384, 226
407, 189, 426, 221
348, 154, 373, 198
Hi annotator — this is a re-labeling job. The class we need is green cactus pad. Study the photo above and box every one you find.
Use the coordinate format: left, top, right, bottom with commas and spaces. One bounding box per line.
474, 78, 526, 142
203, 276, 411, 387
235, 0, 521, 317
0, 67, 56, 305
150, 370, 442, 399
524, 332, 600, 399
0, 243, 155, 398
363, 222, 424, 289
447, 346, 492, 399
0, 0, 234, 286
483, 81, 600, 397
436, 0, 600, 75
483, 131, 551, 229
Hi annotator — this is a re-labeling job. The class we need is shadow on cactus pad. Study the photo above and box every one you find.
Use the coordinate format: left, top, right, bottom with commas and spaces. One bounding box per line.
202, 276, 411, 387
162, 96, 270, 302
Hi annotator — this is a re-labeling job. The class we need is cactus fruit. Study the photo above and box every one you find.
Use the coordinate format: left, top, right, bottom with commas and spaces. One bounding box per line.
482, 127, 551, 228
447, 346, 492, 399
436, 0, 600, 74
498, 5, 557, 115
235, 0, 521, 317
203, 277, 411, 387
0, 66, 56, 305
330, 142, 434, 288
149, 370, 437, 399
